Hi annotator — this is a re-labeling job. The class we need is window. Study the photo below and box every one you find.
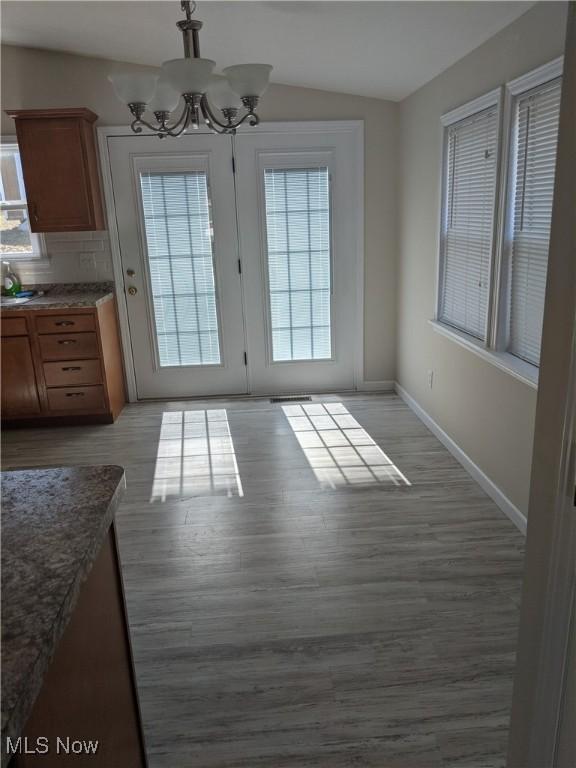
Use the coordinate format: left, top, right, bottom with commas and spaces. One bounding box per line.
263, 167, 332, 362
139, 171, 221, 367
439, 99, 500, 340
0, 143, 45, 261
504, 76, 562, 366
435, 58, 563, 381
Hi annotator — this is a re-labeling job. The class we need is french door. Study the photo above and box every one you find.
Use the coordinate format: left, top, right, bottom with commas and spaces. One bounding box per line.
108, 134, 246, 398
106, 124, 361, 399
234, 128, 360, 394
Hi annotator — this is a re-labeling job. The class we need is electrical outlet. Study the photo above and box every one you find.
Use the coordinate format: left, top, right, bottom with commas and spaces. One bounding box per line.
427, 369, 434, 389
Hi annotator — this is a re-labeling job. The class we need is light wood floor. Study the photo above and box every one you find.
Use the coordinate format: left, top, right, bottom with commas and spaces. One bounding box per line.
2, 393, 525, 767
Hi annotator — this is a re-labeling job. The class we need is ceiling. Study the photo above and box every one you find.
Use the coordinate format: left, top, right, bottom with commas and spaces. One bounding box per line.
1, 1, 535, 101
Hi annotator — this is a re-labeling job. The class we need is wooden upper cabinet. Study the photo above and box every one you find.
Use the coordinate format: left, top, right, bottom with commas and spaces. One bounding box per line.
6, 108, 105, 232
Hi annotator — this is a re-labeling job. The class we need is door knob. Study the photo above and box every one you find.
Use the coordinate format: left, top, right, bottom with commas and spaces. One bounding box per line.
128, 286, 138, 296
126, 269, 135, 277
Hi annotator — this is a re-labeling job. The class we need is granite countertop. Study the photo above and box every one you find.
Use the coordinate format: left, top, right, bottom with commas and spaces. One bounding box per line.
0, 466, 126, 758
1, 282, 115, 311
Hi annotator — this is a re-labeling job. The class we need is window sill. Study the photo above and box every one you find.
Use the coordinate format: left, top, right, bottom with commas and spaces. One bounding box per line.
429, 320, 538, 390
3, 255, 49, 263
3, 253, 52, 272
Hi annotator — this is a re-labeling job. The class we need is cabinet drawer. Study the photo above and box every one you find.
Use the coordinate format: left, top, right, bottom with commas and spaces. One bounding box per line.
43, 359, 102, 388
36, 314, 95, 334
39, 332, 99, 360
2, 317, 28, 336
47, 386, 106, 412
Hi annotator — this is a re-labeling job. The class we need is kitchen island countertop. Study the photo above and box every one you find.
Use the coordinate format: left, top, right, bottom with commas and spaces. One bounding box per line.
0, 465, 126, 759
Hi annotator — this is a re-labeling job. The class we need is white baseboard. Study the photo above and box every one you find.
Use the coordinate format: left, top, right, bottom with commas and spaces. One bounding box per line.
395, 383, 527, 535
357, 379, 395, 392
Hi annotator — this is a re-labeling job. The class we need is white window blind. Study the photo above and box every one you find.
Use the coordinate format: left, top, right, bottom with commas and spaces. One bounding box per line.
507, 77, 562, 366
264, 167, 332, 361
139, 171, 221, 367
439, 106, 499, 340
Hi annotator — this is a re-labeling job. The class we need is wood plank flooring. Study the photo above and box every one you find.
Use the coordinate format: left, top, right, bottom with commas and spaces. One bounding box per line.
2, 393, 525, 767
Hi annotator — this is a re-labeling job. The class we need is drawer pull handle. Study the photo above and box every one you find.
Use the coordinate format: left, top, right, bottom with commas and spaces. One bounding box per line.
62, 366, 82, 372
65, 392, 85, 398
55, 321, 74, 327
58, 339, 77, 345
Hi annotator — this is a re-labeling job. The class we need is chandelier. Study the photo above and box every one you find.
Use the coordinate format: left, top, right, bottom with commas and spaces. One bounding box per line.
109, 1, 272, 137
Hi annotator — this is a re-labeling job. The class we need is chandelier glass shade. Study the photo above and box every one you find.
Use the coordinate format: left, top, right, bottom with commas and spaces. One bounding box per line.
108, 1, 272, 136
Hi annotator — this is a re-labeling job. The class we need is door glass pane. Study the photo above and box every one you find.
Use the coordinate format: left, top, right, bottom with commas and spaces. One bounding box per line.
264, 167, 331, 361
140, 171, 221, 367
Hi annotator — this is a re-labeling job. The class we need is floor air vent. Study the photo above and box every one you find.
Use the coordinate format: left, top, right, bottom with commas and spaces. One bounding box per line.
270, 395, 312, 403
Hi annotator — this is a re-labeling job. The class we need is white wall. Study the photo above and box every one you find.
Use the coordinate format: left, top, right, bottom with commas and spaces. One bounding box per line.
10, 231, 113, 285
397, 1, 568, 514
1, 44, 398, 384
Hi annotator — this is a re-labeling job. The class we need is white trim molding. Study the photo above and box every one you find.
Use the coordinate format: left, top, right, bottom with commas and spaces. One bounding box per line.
97, 127, 138, 401
436, 87, 503, 345
507, 56, 563, 96
441, 86, 502, 126
357, 380, 395, 392
395, 382, 527, 535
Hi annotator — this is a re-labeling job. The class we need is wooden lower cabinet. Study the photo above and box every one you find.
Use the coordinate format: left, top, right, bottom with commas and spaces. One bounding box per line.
1, 336, 41, 417
1, 299, 125, 425
11, 524, 147, 768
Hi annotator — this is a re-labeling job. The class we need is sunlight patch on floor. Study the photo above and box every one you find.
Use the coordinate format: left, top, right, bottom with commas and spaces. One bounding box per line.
151, 409, 244, 501
283, 402, 410, 488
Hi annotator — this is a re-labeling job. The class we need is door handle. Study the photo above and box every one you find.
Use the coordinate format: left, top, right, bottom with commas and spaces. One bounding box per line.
126, 269, 136, 277
128, 286, 138, 296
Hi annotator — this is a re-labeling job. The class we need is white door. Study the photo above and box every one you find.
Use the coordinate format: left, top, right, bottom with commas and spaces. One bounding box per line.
105, 123, 362, 399
107, 134, 248, 399
234, 126, 360, 393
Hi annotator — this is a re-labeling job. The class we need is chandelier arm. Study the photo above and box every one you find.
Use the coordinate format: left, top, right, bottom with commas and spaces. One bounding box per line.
164, 119, 194, 138
161, 105, 195, 137
229, 110, 261, 129
130, 116, 165, 134
201, 111, 230, 136
128, 102, 193, 137
208, 119, 235, 136
165, 103, 192, 133
199, 95, 234, 131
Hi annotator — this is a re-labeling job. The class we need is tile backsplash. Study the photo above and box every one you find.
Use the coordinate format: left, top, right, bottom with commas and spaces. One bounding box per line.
12, 231, 115, 286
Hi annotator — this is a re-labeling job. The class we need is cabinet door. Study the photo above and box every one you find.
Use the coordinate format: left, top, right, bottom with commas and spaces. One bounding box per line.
14, 114, 104, 232
1, 336, 41, 417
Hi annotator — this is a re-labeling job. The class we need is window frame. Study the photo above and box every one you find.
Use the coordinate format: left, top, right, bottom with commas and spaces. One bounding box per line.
492, 57, 564, 364
434, 57, 564, 389
256, 149, 337, 366
131, 152, 226, 373
436, 87, 503, 344
0, 137, 47, 263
